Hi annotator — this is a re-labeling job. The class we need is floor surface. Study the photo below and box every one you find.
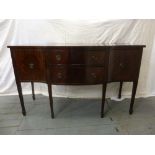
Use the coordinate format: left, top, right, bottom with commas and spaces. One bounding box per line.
0, 95, 154, 135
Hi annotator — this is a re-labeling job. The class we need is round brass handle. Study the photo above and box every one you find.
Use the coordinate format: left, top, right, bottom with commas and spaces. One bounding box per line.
91, 55, 97, 60
28, 63, 34, 69
56, 54, 61, 61
119, 63, 125, 69
91, 72, 97, 78
57, 72, 62, 79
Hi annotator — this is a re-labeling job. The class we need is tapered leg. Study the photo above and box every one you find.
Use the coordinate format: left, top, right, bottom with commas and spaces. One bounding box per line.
101, 82, 107, 118
16, 82, 26, 116
118, 81, 123, 99
31, 82, 35, 100
129, 81, 138, 114
48, 84, 54, 118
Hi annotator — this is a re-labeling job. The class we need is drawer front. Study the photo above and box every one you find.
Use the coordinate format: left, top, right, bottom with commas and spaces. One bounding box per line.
11, 49, 46, 81
46, 48, 70, 65
46, 47, 107, 65
108, 48, 143, 81
70, 47, 107, 66
49, 66, 105, 84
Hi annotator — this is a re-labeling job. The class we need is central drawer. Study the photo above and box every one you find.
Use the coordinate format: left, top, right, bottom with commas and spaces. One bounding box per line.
70, 47, 107, 66
46, 47, 107, 66
49, 66, 105, 84
46, 48, 70, 64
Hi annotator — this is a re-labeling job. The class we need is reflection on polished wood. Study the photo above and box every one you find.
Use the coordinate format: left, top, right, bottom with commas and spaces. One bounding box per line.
8, 45, 145, 118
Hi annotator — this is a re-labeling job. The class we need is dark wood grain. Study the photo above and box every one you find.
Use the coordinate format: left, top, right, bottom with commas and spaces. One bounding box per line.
48, 84, 54, 118
11, 48, 46, 82
8, 45, 145, 118
108, 47, 143, 81
46, 48, 70, 65
31, 82, 35, 100
101, 82, 107, 118
70, 47, 108, 66
49, 66, 105, 85
118, 82, 123, 99
129, 81, 138, 114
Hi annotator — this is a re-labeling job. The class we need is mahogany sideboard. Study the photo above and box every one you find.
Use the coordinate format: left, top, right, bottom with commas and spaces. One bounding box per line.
8, 44, 145, 118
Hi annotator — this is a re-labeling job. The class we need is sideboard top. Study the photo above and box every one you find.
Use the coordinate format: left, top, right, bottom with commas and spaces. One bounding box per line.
7, 43, 146, 48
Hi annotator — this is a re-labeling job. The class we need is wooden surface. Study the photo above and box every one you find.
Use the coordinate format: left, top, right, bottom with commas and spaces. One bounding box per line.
8, 45, 145, 118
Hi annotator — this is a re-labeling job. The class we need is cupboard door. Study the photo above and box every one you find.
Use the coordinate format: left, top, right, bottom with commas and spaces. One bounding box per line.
108, 48, 143, 81
11, 48, 46, 82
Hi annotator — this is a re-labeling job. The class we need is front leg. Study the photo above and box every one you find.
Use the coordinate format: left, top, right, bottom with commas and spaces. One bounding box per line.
16, 81, 26, 116
118, 81, 123, 99
47, 84, 54, 118
31, 82, 35, 100
101, 82, 107, 118
129, 81, 138, 114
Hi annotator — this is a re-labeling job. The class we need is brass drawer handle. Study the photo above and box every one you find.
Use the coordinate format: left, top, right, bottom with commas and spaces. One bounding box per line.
28, 63, 34, 69
91, 72, 97, 78
57, 72, 62, 79
91, 55, 97, 60
56, 54, 62, 61
55, 50, 64, 52
119, 63, 125, 69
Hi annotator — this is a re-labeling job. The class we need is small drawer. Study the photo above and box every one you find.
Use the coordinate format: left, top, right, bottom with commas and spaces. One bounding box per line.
85, 67, 105, 84
85, 46, 108, 66
70, 47, 107, 66
46, 48, 70, 64
50, 67, 68, 83
86, 52, 106, 65
49, 66, 105, 84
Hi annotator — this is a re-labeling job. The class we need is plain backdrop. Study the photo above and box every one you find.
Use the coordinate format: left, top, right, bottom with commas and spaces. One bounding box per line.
0, 19, 155, 99
0, 0, 155, 154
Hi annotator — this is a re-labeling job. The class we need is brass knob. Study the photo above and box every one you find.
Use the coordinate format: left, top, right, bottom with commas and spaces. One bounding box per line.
56, 54, 61, 61
57, 72, 62, 79
91, 55, 97, 60
91, 73, 97, 78
28, 63, 34, 69
119, 63, 125, 69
